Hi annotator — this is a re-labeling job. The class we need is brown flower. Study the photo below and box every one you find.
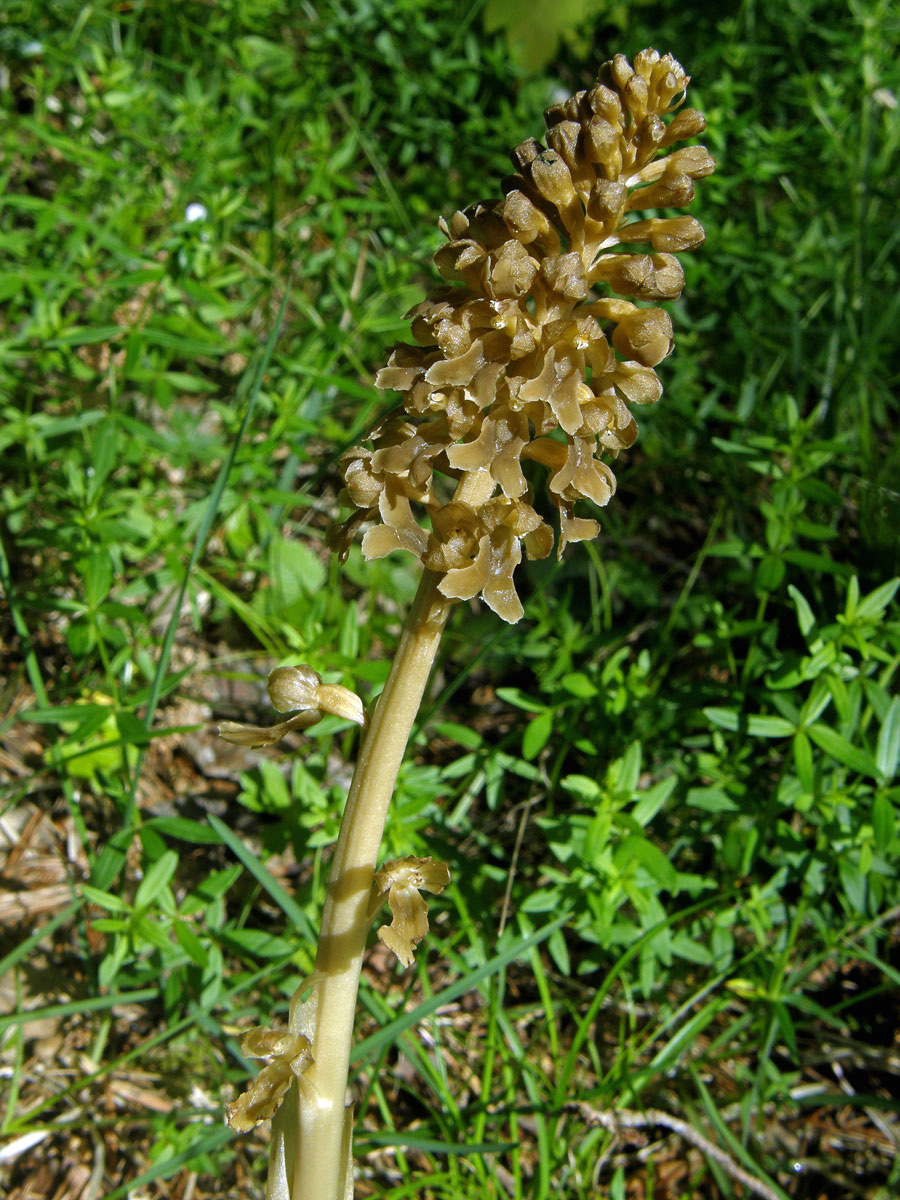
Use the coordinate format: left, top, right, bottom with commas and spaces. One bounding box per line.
368, 856, 451, 969
225, 1026, 313, 1132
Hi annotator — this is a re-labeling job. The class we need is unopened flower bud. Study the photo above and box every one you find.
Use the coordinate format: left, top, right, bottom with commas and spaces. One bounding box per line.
661, 107, 706, 145
612, 308, 674, 366
218, 665, 366, 749
267, 665, 321, 713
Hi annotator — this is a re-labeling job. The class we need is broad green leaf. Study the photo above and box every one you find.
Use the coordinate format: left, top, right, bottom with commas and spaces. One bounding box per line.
740, 825, 759, 875
855, 578, 900, 621
339, 602, 360, 660
876, 696, 900, 780
560, 672, 598, 698
98, 938, 129, 989
116, 710, 153, 747
221, 928, 297, 958
133, 915, 174, 953
845, 575, 860, 617
103, 89, 143, 108
483, 0, 609, 69
495, 687, 546, 714
173, 920, 209, 967
433, 721, 482, 750
838, 858, 867, 914
80, 884, 131, 914
547, 927, 570, 975
793, 730, 814, 794
561, 774, 601, 802
782, 549, 851, 577
522, 709, 553, 760
89, 918, 128, 934
614, 741, 642, 793
704, 708, 794, 737
756, 554, 785, 591
686, 787, 739, 813
144, 816, 223, 844
616, 835, 678, 891
745, 715, 795, 737
65, 617, 95, 658
807, 724, 877, 777
182, 865, 244, 909
238, 759, 292, 812
632, 777, 677, 826
134, 850, 178, 910
670, 932, 713, 965
872, 794, 895, 847
0, 273, 25, 301
268, 536, 326, 618
800, 679, 832, 726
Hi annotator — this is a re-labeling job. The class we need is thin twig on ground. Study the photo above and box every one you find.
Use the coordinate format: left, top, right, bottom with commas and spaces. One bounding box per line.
568, 1101, 785, 1200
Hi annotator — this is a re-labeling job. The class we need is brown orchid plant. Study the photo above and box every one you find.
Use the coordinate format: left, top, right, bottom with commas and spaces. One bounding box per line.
219, 49, 714, 1200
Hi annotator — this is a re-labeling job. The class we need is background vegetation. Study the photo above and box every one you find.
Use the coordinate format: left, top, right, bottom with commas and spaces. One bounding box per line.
1, 0, 899, 1197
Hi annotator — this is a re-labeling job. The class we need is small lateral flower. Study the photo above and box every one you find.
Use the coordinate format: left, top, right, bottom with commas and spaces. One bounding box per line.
333, 49, 714, 623
368, 856, 451, 968
225, 1026, 314, 1132
219, 665, 366, 748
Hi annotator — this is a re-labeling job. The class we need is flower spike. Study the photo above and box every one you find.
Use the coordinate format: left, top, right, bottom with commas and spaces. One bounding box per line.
334, 49, 714, 622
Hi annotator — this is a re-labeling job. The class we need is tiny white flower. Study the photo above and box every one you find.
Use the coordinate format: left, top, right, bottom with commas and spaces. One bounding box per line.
185, 202, 208, 223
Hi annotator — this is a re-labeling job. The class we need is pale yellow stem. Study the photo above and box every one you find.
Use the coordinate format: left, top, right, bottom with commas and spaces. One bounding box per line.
285, 567, 453, 1200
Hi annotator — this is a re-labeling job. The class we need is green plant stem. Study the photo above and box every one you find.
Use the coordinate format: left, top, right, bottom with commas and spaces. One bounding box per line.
284, 567, 453, 1200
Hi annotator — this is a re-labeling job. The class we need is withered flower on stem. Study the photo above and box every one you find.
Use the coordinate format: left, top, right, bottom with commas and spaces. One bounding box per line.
226, 1027, 314, 1133
368, 856, 452, 968
334, 49, 715, 622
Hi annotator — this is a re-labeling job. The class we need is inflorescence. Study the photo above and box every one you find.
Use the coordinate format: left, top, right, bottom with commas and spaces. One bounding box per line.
333, 49, 715, 623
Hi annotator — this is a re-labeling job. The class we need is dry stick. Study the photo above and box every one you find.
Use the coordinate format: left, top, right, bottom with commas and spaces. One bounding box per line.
498, 795, 541, 937
570, 1103, 785, 1200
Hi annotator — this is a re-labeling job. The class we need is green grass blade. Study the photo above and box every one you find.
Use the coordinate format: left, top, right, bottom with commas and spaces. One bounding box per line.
92, 290, 291, 891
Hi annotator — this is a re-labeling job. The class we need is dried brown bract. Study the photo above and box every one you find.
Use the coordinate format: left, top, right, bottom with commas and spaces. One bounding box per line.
334, 49, 714, 623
